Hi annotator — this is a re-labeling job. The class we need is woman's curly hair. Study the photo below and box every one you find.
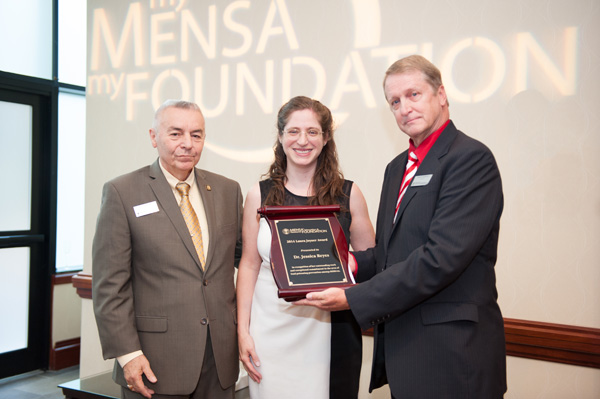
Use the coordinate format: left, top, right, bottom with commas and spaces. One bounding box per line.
263, 96, 345, 207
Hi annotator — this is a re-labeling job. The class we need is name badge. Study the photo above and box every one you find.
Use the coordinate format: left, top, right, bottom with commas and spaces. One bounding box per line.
411, 174, 432, 187
134, 201, 159, 217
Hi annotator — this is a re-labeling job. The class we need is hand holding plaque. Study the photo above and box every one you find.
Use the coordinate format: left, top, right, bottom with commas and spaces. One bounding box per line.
258, 205, 354, 302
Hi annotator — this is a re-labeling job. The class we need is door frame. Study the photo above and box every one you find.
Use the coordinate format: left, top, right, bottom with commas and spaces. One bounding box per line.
0, 78, 57, 379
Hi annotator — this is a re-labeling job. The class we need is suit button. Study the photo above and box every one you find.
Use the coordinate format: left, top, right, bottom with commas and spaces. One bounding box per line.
203, 280, 208, 286
201, 318, 208, 325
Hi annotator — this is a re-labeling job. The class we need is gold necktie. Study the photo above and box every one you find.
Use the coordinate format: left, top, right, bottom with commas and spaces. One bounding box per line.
176, 182, 206, 269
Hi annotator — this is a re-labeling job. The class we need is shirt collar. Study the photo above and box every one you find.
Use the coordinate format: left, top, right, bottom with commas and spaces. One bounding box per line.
158, 159, 196, 190
409, 119, 450, 162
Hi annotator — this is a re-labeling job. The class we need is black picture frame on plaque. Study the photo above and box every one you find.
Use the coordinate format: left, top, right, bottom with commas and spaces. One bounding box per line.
258, 205, 354, 301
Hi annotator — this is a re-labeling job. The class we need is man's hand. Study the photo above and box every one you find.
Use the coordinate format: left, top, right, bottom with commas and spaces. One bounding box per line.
123, 354, 157, 398
293, 288, 350, 311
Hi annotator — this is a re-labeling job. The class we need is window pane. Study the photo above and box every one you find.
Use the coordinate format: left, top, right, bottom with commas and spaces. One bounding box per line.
0, 101, 32, 232
56, 91, 86, 272
0, 248, 30, 354
0, 0, 52, 79
59, 0, 87, 86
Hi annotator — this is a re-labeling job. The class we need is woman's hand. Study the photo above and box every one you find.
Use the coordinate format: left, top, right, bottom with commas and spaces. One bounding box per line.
238, 332, 262, 383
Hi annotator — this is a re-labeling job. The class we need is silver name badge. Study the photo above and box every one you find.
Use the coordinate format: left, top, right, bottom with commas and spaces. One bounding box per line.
411, 174, 432, 187
134, 201, 159, 217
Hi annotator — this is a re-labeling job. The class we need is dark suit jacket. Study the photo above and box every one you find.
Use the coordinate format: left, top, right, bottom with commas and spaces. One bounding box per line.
92, 160, 242, 395
347, 121, 507, 398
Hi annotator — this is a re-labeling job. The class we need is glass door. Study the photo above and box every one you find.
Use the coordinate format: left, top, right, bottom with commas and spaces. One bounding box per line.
0, 90, 51, 379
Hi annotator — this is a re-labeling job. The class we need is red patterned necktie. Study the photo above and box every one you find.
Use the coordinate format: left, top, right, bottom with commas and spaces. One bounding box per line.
394, 151, 418, 222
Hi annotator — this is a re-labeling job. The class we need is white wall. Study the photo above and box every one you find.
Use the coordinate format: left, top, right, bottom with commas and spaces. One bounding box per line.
79, 299, 112, 378
506, 357, 600, 399
52, 284, 81, 346
81, 0, 600, 396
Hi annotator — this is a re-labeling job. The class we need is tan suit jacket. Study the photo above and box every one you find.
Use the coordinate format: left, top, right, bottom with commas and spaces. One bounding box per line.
92, 160, 242, 395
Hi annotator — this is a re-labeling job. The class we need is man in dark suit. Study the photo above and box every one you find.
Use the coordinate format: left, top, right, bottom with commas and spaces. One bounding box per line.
92, 100, 242, 399
297, 55, 507, 398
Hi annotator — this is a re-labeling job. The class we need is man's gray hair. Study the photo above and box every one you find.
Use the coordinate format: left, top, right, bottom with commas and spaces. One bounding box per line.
152, 100, 202, 130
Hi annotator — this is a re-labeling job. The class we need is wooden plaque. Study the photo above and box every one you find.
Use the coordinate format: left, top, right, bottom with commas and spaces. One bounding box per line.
258, 205, 354, 302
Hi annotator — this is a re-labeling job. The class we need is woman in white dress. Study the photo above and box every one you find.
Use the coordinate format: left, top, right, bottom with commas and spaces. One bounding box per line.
236, 96, 375, 398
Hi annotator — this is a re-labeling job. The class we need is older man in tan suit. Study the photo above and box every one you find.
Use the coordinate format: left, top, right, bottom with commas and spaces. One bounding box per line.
93, 100, 242, 399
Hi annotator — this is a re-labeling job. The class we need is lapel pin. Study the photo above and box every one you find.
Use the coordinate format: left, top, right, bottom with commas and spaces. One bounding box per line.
206, 185, 212, 191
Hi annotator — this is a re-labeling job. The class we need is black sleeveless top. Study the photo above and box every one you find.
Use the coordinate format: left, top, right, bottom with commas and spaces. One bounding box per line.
259, 179, 353, 244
